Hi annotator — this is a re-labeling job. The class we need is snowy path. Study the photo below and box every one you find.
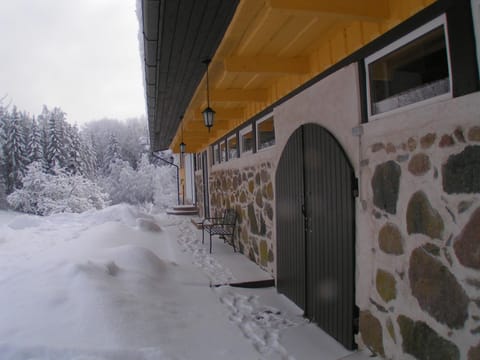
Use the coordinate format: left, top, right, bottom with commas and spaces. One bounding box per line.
218, 289, 297, 360
175, 220, 235, 286
0, 206, 364, 360
172, 218, 300, 360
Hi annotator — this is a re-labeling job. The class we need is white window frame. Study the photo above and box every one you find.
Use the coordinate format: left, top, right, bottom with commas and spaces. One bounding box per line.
256, 114, 275, 151
472, 0, 480, 76
240, 125, 254, 155
196, 153, 202, 171
219, 140, 227, 163
365, 15, 453, 120
212, 144, 219, 165
227, 134, 238, 160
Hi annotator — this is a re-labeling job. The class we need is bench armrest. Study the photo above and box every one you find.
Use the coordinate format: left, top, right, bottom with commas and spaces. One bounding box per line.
202, 217, 223, 225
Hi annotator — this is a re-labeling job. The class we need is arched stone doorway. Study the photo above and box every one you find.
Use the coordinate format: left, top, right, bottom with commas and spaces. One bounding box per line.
276, 123, 357, 349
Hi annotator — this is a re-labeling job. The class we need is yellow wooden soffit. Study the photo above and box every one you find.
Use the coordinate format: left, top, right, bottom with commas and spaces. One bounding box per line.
210, 89, 269, 102
224, 56, 310, 74
191, 107, 244, 122
267, 0, 390, 20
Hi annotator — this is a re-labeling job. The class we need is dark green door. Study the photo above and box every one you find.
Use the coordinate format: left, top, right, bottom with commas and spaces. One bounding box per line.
276, 124, 356, 350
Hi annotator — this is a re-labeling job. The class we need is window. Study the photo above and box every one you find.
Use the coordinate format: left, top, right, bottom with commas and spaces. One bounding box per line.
472, 0, 480, 75
256, 116, 275, 150
212, 144, 219, 165
240, 125, 254, 154
220, 140, 227, 163
366, 16, 451, 117
196, 153, 202, 171
227, 134, 238, 160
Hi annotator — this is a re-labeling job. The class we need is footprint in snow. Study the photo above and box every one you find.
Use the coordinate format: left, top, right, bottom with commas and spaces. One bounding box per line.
219, 290, 298, 360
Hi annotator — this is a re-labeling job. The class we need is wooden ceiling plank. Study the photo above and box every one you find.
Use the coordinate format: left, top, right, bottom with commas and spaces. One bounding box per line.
211, 89, 268, 102
224, 55, 310, 74
267, 0, 390, 21
236, 6, 272, 55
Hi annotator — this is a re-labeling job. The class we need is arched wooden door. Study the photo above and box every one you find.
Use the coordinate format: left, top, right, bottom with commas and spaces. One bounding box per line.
276, 124, 356, 350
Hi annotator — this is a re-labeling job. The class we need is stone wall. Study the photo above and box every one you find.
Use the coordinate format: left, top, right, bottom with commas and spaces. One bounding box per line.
208, 162, 275, 274
358, 93, 480, 359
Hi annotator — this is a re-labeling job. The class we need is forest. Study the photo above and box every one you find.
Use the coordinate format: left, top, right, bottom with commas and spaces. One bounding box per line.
0, 102, 176, 215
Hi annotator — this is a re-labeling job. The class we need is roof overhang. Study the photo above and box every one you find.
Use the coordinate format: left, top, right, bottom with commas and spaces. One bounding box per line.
141, 0, 435, 154
140, 0, 239, 151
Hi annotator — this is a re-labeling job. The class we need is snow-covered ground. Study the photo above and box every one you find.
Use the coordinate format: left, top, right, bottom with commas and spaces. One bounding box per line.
0, 205, 370, 360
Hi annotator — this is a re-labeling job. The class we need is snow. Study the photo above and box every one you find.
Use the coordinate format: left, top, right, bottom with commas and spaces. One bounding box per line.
0, 205, 368, 360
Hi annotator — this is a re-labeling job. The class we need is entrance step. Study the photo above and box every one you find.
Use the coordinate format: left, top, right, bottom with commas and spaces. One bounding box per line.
166, 204, 199, 215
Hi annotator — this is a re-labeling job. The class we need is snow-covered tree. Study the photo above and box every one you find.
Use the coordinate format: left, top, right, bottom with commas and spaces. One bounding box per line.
3, 106, 28, 192
0, 130, 7, 208
64, 124, 84, 174
7, 161, 109, 215
103, 133, 122, 174
80, 133, 97, 178
45, 107, 70, 171
119, 118, 148, 168
0, 103, 7, 198
82, 117, 149, 172
0, 178, 7, 209
100, 153, 176, 207
26, 117, 45, 167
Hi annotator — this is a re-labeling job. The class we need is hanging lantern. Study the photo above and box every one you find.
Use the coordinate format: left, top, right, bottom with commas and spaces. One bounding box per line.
202, 58, 215, 131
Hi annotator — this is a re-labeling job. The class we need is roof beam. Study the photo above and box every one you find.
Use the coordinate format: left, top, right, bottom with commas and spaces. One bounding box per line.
224, 55, 310, 74
211, 89, 269, 102
267, 0, 390, 20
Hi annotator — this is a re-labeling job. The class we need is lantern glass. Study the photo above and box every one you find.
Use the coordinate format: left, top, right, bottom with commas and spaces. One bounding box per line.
202, 107, 215, 128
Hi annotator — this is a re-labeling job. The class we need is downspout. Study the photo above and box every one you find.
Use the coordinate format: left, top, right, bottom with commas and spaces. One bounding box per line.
151, 152, 180, 205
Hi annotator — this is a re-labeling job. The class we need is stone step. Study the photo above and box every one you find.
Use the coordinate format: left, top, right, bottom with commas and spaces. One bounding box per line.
166, 205, 199, 215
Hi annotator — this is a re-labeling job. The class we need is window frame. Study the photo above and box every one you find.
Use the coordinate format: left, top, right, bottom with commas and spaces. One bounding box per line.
255, 114, 275, 151
212, 144, 219, 165
472, 0, 480, 76
365, 15, 453, 120
219, 139, 227, 163
240, 124, 254, 155
227, 133, 238, 161
196, 153, 202, 171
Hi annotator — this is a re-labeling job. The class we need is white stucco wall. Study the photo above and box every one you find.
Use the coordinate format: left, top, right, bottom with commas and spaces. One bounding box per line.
272, 63, 363, 279
273, 64, 362, 173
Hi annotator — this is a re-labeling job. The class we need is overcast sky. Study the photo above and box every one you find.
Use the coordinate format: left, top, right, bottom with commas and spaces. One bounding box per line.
0, 0, 145, 125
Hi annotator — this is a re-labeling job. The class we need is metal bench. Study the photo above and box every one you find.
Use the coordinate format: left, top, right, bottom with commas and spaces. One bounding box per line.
202, 209, 237, 253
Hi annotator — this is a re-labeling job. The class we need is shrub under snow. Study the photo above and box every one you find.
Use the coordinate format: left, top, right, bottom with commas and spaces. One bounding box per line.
100, 154, 176, 208
7, 162, 109, 215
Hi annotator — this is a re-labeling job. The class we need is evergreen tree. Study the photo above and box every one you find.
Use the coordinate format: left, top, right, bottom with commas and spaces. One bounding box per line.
26, 117, 45, 167
0, 104, 7, 192
46, 107, 66, 171
66, 124, 84, 174
0, 173, 7, 209
0, 106, 7, 208
3, 107, 28, 192
103, 133, 121, 174
80, 133, 97, 178
37, 105, 50, 171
